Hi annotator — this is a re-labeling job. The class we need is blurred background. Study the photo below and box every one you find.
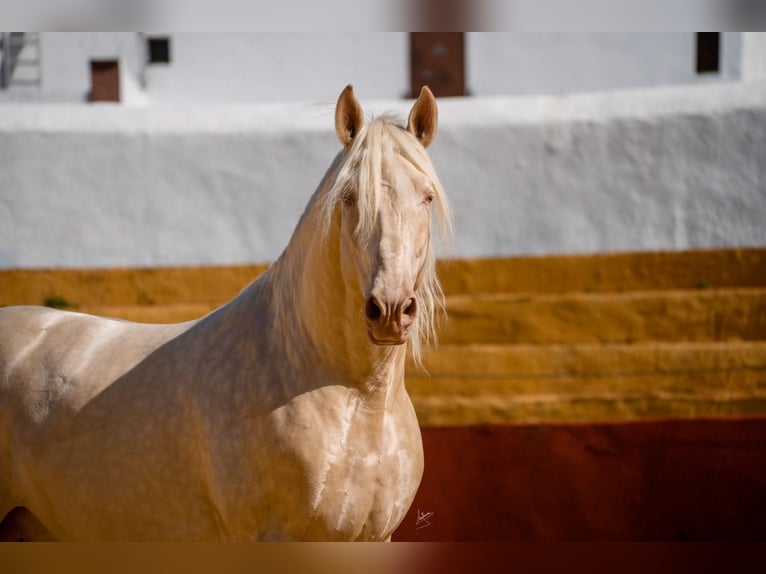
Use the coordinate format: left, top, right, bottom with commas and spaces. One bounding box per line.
1, 31, 765, 540
1, 32, 764, 267
0, 32, 752, 104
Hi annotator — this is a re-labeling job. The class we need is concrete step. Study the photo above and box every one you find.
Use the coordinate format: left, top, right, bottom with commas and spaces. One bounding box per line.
0, 265, 269, 308
409, 341, 766, 391
441, 288, 766, 344
407, 342, 766, 425
2, 248, 764, 308
411, 391, 766, 427
438, 248, 766, 296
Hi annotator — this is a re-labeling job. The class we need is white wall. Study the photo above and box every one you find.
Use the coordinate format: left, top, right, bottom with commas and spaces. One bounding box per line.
144, 33, 410, 103
467, 33, 742, 96
1, 81, 764, 269
145, 33, 744, 103
742, 32, 766, 81
432, 82, 766, 258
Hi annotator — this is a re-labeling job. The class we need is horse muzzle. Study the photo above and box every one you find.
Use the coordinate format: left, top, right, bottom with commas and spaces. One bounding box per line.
364, 293, 416, 346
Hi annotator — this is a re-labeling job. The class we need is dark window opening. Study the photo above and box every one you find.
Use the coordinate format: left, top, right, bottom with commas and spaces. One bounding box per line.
147, 37, 171, 64
696, 33, 720, 74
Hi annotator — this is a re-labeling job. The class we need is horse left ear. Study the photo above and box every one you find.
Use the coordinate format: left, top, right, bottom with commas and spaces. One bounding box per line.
335, 84, 365, 148
407, 86, 438, 148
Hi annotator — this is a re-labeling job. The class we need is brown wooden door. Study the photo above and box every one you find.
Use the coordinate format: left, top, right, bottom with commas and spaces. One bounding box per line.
89, 60, 120, 103
410, 33, 465, 98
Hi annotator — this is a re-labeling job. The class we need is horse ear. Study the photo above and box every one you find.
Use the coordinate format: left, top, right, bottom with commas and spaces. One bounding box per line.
335, 84, 364, 147
407, 86, 438, 148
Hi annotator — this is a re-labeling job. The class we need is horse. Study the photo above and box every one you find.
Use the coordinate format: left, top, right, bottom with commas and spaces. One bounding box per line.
0, 85, 452, 541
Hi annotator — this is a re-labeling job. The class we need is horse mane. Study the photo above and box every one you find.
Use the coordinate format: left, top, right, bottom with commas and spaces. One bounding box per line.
315, 115, 453, 366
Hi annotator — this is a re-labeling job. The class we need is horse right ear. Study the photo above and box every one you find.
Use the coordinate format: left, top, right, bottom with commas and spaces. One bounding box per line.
407, 86, 437, 148
335, 85, 365, 148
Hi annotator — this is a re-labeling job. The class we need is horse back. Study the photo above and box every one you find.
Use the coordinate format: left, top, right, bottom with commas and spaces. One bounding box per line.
0, 305, 187, 424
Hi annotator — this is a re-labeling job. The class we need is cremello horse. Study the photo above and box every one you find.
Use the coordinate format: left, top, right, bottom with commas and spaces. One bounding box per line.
0, 85, 451, 541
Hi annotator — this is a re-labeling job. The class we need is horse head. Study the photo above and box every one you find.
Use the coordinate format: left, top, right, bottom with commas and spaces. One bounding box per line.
329, 85, 451, 361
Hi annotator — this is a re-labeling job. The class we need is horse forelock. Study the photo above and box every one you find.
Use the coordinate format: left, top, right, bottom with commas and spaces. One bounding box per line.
314, 115, 453, 366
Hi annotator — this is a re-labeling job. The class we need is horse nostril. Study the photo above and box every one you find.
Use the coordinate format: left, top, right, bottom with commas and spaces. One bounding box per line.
403, 297, 417, 318
365, 297, 383, 321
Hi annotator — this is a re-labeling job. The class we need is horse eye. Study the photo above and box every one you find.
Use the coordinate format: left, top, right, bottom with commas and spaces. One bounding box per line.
424, 193, 435, 205
342, 193, 357, 206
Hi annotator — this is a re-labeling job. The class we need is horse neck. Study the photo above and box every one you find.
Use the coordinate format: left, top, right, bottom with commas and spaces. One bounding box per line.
259, 205, 408, 396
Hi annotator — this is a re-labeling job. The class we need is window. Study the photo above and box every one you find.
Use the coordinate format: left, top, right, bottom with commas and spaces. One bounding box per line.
696, 33, 720, 74
147, 37, 171, 64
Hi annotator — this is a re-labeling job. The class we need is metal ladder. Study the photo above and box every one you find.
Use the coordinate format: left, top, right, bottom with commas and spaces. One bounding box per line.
1, 32, 42, 89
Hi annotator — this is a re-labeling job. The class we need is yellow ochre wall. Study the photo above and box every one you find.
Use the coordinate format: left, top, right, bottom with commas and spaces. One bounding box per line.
2, 248, 765, 426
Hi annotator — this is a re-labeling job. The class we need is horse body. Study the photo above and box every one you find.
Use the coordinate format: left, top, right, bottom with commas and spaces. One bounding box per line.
0, 85, 448, 541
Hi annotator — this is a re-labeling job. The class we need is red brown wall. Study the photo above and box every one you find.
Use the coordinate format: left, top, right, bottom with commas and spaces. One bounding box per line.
393, 418, 766, 541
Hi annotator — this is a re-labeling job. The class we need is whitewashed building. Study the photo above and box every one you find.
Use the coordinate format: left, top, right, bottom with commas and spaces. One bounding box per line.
1, 33, 765, 268
0, 33, 760, 104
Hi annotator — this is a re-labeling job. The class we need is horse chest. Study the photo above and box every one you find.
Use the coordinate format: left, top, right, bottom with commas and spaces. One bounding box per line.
247, 390, 424, 541
306, 436, 422, 540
